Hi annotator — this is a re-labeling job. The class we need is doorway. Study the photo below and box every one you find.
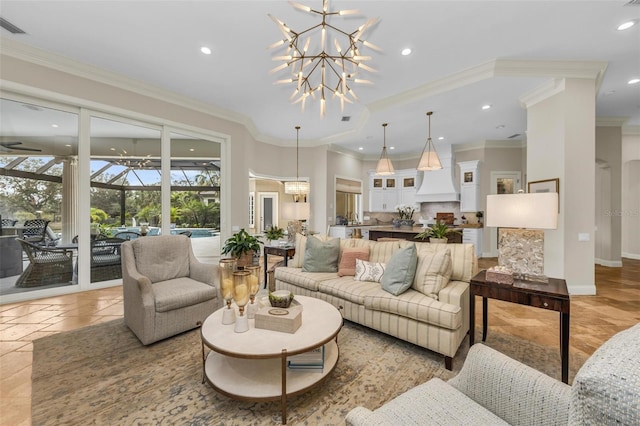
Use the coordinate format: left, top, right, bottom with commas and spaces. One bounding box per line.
259, 192, 279, 233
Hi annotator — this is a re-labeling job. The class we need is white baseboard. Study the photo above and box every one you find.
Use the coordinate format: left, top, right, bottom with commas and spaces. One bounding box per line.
622, 252, 640, 260
595, 258, 623, 267
568, 283, 597, 296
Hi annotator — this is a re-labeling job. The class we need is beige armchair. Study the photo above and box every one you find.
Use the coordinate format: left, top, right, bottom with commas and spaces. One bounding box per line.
122, 235, 221, 345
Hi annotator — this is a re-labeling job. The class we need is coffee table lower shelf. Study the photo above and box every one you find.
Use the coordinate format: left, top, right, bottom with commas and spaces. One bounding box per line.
204, 338, 338, 400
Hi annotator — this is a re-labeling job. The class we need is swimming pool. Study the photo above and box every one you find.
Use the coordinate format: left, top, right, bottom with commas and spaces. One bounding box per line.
170, 228, 219, 238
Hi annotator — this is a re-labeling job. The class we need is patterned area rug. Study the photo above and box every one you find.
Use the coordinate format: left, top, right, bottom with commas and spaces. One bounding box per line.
32, 319, 586, 425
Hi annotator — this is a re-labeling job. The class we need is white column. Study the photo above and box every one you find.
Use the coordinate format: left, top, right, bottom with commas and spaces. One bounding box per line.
522, 78, 596, 295
61, 156, 78, 244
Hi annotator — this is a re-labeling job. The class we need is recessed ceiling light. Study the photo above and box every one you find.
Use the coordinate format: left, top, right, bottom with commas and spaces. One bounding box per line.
496, 124, 506, 129
110, 147, 116, 151
438, 136, 444, 140
64, 144, 71, 147
358, 147, 364, 150
200, 46, 212, 55
401, 48, 412, 56
628, 78, 640, 85
51, 124, 59, 128
389, 146, 395, 150
189, 148, 195, 152
617, 21, 636, 31
482, 104, 492, 110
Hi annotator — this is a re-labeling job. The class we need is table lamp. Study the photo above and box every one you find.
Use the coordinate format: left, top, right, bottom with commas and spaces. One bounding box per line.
486, 192, 558, 282
282, 201, 310, 243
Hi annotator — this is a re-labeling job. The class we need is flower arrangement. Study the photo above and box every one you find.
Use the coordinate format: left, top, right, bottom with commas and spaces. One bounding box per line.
395, 204, 416, 220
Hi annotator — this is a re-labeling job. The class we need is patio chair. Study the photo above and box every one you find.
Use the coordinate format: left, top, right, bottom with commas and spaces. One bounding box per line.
22, 219, 50, 245
15, 238, 73, 287
90, 237, 125, 282
114, 230, 142, 241
1, 218, 18, 228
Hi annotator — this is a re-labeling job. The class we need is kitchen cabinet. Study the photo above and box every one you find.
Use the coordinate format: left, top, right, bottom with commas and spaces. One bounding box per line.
462, 228, 483, 257
458, 160, 481, 212
369, 174, 398, 212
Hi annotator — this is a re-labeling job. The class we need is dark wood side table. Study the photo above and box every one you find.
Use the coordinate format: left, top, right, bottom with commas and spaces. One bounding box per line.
263, 245, 296, 289
469, 270, 571, 383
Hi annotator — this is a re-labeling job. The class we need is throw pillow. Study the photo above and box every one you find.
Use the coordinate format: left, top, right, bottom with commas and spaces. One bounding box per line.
354, 258, 385, 283
302, 236, 340, 272
412, 248, 453, 300
381, 243, 418, 296
338, 247, 370, 276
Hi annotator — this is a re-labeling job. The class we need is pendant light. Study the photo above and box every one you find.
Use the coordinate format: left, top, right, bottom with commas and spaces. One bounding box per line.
375, 123, 394, 175
417, 111, 443, 171
284, 126, 310, 199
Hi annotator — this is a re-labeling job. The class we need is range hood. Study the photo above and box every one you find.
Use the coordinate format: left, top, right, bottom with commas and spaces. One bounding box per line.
414, 144, 460, 202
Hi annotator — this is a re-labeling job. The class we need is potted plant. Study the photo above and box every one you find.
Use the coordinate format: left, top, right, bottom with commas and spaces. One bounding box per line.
415, 220, 459, 244
222, 228, 262, 268
263, 225, 285, 245
476, 211, 484, 225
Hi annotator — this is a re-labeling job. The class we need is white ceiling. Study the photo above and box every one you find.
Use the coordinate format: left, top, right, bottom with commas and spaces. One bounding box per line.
1, 0, 639, 159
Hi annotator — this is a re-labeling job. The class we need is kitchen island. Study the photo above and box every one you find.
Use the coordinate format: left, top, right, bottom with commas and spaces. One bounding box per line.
369, 226, 463, 244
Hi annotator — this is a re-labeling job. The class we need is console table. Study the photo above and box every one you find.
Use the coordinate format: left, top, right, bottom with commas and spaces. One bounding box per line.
263, 245, 295, 289
469, 270, 570, 383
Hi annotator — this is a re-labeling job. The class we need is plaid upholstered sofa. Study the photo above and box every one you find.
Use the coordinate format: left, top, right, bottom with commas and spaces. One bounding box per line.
275, 235, 478, 370
346, 323, 640, 425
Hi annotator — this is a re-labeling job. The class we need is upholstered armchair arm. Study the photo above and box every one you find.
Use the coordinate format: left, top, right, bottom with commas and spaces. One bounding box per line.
189, 258, 218, 287
448, 344, 571, 425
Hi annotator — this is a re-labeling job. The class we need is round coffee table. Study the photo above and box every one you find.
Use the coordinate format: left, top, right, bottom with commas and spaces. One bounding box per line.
200, 295, 343, 424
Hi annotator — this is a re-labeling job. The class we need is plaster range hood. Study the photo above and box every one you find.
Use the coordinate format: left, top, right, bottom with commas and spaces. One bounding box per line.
414, 144, 460, 203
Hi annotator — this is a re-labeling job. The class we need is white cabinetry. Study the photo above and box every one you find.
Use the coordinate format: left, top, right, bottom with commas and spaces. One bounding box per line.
463, 228, 483, 258
369, 174, 398, 212
458, 160, 481, 212
368, 170, 417, 212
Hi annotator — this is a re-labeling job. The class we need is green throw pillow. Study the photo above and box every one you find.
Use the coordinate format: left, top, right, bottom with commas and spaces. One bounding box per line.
302, 236, 340, 272
381, 243, 418, 295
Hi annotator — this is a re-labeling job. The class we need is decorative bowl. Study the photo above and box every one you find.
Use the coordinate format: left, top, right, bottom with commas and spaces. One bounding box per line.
269, 290, 294, 308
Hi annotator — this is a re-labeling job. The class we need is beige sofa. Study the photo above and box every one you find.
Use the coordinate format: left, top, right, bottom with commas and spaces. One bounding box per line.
275, 236, 477, 369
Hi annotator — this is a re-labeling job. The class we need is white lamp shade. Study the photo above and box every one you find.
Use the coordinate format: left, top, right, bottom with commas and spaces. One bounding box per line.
282, 202, 310, 220
375, 156, 394, 175
486, 192, 558, 229
416, 149, 443, 171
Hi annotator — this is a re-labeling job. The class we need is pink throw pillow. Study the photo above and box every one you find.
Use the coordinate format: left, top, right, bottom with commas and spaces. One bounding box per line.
338, 247, 370, 276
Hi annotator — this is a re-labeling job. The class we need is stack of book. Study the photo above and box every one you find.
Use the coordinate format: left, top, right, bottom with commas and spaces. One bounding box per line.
287, 346, 325, 372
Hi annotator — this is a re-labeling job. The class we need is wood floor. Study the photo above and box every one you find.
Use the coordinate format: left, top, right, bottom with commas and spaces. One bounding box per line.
1, 258, 639, 426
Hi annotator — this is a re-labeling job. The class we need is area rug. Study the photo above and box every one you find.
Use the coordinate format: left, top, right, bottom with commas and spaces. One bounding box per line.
32, 319, 586, 425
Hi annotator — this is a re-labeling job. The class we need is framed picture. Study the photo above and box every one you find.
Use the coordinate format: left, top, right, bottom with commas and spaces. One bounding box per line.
528, 178, 560, 211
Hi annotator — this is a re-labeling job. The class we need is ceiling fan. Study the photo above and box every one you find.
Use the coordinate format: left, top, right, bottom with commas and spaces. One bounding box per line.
0, 141, 42, 152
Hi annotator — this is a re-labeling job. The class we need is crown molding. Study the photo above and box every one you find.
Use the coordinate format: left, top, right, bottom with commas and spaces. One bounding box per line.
519, 78, 566, 109
454, 139, 526, 153
596, 116, 630, 127
622, 125, 640, 136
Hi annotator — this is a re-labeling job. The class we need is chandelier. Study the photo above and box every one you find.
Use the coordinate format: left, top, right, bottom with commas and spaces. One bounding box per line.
268, 0, 380, 117
417, 112, 443, 171
284, 126, 310, 199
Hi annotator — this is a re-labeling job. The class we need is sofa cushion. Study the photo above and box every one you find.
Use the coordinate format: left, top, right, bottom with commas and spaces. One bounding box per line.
152, 277, 217, 313
354, 259, 385, 283
381, 243, 418, 296
412, 248, 453, 299
290, 234, 347, 268
411, 242, 476, 282
274, 267, 337, 292
302, 236, 340, 272
569, 323, 640, 425
351, 239, 401, 263
363, 287, 462, 329
318, 276, 381, 305
338, 247, 370, 276
132, 235, 190, 283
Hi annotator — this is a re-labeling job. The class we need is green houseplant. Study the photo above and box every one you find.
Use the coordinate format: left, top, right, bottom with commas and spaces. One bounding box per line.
264, 225, 285, 243
222, 228, 262, 268
415, 220, 459, 243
